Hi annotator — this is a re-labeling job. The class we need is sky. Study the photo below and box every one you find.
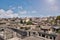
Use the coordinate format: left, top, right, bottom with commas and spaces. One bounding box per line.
0, 0, 60, 18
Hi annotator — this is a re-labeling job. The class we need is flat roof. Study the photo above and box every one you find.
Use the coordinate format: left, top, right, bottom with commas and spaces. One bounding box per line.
38, 32, 57, 37
52, 26, 60, 29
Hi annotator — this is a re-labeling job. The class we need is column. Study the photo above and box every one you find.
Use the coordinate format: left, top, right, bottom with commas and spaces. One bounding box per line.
51, 37, 54, 40
13, 32, 17, 37
29, 31, 30, 36
48, 36, 50, 39
36, 32, 39, 36
55, 29, 56, 33
4, 29, 7, 40
45, 35, 47, 38
27, 31, 29, 37
31, 32, 33, 36
41, 34, 42, 37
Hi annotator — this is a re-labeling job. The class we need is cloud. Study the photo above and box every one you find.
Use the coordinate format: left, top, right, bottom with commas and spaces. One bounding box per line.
9, 5, 16, 10
19, 10, 37, 15
0, 5, 38, 18
9, 5, 23, 10
50, 5, 58, 11
19, 10, 27, 14
12, 7, 16, 10
18, 6, 23, 9
0, 9, 19, 18
0, 9, 5, 14
45, 0, 59, 11
46, 0, 56, 5
31, 11, 37, 13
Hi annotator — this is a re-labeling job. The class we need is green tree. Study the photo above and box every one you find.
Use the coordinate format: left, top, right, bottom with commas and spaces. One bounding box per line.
26, 21, 33, 25
36, 25, 41, 28
56, 16, 60, 20
55, 16, 60, 25
57, 30, 60, 33
24, 21, 26, 24
20, 20, 23, 24
20, 27, 24, 29
24, 27, 30, 30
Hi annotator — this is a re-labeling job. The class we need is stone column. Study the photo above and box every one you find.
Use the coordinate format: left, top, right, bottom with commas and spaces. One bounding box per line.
13, 32, 17, 37
27, 31, 29, 37
31, 32, 33, 36
41, 34, 42, 37
29, 31, 31, 36
45, 35, 47, 38
48, 36, 50, 39
55, 29, 56, 33
4, 29, 7, 40
51, 37, 54, 40
36, 32, 39, 36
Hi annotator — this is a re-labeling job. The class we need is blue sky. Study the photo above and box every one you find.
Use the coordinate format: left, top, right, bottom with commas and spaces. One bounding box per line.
0, 0, 60, 18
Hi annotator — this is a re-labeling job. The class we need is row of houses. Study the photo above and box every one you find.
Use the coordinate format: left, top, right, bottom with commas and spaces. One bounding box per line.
0, 17, 60, 40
